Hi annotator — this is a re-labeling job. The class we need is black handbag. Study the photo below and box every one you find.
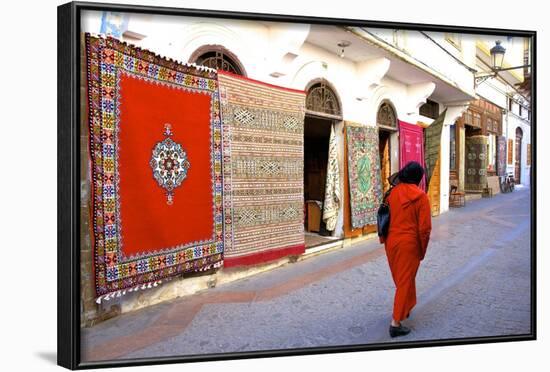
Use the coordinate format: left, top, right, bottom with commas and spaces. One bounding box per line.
376, 191, 392, 238
377, 173, 399, 238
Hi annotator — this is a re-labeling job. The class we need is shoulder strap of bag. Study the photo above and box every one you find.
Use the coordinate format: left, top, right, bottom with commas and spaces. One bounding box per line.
383, 172, 399, 204
382, 185, 394, 203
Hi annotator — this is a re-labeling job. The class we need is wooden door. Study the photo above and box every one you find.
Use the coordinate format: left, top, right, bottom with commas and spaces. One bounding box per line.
379, 130, 391, 193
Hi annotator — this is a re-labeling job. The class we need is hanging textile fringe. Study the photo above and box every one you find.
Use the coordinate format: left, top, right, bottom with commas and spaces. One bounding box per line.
95, 280, 163, 304
94, 261, 223, 304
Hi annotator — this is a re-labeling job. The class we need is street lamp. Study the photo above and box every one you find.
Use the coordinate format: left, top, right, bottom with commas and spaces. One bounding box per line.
490, 40, 506, 70
474, 40, 530, 87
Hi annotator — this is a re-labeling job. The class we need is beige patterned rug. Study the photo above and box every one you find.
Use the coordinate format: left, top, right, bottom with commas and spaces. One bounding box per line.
218, 72, 306, 267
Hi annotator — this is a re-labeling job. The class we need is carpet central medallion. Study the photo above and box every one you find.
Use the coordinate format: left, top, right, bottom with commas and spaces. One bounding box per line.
357, 155, 372, 195
150, 123, 190, 205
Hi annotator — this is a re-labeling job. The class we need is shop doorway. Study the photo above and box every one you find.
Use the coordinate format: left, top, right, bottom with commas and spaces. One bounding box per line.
376, 101, 399, 193
379, 129, 392, 193
304, 115, 333, 247
515, 127, 523, 184
304, 80, 343, 248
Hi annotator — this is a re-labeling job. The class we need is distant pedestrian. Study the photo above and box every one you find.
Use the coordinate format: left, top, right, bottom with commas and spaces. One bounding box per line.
380, 161, 432, 338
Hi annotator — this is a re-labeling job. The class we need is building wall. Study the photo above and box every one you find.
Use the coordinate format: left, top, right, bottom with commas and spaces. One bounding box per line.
365, 29, 476, 96
474, 64, 531, 187
474, 36, 531, 189
506, 113, 531, 186
476, 80, 508, 112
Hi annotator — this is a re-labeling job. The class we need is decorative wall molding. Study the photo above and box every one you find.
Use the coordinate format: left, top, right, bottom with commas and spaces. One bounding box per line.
354, 57, 391, 100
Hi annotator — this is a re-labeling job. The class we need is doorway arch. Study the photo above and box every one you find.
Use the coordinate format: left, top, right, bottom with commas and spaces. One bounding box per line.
377, 100, 398, 130
377, 100, 398, 192
303, 79, 342, 244
305, 79, 342, 119
189, 45, 246, 76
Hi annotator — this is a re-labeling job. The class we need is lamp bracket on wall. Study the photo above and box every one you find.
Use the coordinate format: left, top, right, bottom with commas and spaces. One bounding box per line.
337, 40, 351, 58
474, 71, 497, 87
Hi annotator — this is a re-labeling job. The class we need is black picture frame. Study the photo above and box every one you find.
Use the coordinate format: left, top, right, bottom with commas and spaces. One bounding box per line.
58, 1, 537, 369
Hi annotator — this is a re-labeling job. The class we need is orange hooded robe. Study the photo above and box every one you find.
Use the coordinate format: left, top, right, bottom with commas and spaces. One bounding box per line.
380, 182, 432, 322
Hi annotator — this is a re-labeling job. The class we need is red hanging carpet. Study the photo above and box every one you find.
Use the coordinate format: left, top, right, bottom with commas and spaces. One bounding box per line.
85, 35, 224, 299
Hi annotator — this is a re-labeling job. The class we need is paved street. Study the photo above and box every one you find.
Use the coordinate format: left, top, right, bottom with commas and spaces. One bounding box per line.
82, 187, 532, 362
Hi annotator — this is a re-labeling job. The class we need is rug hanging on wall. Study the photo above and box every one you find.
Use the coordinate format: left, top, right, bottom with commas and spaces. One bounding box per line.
218, 71, 306, 267
423, 109, 447, 186
85, 35, 224, 300
345, 125, 383, 229
465, 135, 489, 191
323, 124, 341, 231
497, 135, 507, 177
427, 149, 441, 216
399, 120, 426, 191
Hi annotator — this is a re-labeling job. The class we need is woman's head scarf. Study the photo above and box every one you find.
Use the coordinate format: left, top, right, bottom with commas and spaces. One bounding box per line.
398, 161, 425, 185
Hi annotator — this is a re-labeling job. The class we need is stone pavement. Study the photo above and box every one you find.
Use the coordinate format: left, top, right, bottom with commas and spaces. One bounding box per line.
82, 187, 532, 361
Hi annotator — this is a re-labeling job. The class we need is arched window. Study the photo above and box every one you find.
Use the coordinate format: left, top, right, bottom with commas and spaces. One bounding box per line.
190, 46, 245, 76
377, 101, 397, 129
306, 81, 342, 118
516, 127, 524, 137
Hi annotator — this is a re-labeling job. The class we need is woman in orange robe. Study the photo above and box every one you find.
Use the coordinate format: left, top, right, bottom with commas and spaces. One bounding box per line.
380, 161, 432, 338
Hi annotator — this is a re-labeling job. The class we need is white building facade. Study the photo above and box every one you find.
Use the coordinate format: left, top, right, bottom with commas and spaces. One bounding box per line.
78, 10, 531, 324
82, 11, 531, 236
475, 36, 532, 187
83, 11, 484, 228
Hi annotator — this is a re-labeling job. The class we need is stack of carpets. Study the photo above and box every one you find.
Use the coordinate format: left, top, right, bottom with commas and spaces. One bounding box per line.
465, 135, 489, 191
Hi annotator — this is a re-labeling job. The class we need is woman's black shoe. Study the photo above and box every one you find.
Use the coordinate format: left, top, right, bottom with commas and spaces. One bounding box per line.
389, 324, 411, 338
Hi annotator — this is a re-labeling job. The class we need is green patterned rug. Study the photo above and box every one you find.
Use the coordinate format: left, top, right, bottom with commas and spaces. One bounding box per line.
346, 125, 383, 228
